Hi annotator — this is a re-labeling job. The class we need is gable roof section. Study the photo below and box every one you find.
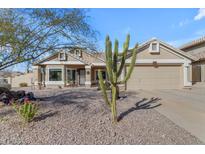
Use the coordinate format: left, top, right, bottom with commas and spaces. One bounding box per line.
179, 36, 205, 62
129, 38, 196, 61
33, 49, 105, 66
180, 36, 205, 50
33, 52, 58, 65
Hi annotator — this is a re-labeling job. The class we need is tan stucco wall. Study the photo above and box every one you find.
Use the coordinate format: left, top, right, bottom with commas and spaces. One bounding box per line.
8, 72, 34, 88
127, 65, 183, 90
136, 44, 182, 59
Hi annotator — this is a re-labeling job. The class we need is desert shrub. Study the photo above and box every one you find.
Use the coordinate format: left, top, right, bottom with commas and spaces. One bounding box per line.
13, 101, 38, 122
19, 82, 28, 87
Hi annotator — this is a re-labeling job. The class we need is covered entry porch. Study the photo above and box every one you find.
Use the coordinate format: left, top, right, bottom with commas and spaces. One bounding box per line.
33, 64, 107, 89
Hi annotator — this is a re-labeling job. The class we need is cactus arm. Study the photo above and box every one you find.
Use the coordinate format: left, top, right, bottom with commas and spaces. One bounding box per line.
119, 44, 137, 84
105, 36, 114, 85
117, 47, 126, 78
111, 85, 117, 123
113, 39, 118, 83
98, 70, 111, 108
117, 34, 130, 77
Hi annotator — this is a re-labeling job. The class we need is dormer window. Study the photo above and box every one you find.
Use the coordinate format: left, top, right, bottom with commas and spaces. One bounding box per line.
152, 43, 157, 51
59, 52, 66, 61
149, 42, 160, 53
75, 49, 82, 57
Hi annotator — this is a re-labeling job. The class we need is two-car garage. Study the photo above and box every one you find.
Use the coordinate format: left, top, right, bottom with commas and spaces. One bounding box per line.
126, 65, 183, 90
125, 38, 194, 91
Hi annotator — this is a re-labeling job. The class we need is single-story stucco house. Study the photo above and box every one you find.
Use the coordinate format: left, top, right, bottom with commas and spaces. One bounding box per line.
33, 48, 107, 88
180, 36, 205, 84
32, 38, 196, 90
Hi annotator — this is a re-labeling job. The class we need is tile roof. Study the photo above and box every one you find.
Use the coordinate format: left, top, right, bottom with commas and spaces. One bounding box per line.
180, 36, 205, 50
190, 51, 205, 61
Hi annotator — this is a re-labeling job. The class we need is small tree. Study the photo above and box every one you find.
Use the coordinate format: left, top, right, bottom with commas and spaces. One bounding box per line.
98, 34, 137, 123
0, 9, 97, 70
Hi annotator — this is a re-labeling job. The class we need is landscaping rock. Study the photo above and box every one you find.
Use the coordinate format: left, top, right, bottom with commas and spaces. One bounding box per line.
0, 88, 202, 144
26, 92, 36, 101
0, 87, 10, 94
0, 93, 10, 104
16, 90, 25, 99
0, 88, 36, 105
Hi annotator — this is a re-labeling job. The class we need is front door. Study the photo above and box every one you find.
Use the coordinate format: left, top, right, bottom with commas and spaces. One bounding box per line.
79, 70, 85, 85
67, 69, 76, 84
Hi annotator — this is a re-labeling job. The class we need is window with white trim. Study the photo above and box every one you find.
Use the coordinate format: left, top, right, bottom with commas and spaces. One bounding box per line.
49, 69, 62, 81
75, 49, 82, 57
152, 43, 157, 51
149, 42, 160, 53
59, 52, 66, 61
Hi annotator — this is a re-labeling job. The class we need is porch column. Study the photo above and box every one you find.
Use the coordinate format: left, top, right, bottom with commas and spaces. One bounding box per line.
32, 65, 41, 88
63, 65, 66, 86
85, 65, 92, 88
201, 64, 205, 82
183, 62, 192, 87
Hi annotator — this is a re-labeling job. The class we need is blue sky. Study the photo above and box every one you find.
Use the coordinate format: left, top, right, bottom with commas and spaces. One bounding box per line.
12, 8, 205, 71
88, 8, 205, 50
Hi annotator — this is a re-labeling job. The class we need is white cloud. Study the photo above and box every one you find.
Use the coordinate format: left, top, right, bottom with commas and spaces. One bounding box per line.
194, 8, 205, 21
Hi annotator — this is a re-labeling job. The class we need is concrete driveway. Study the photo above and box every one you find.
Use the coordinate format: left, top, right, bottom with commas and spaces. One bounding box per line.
139, 87, 205, 143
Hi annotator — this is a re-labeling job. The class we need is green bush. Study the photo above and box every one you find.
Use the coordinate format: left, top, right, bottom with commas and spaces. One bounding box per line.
19, 82, 28, 87
13, 101, 38, 123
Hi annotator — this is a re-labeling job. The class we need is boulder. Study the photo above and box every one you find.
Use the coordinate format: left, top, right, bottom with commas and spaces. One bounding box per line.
0, 87, 10, 95
16, 90, 26, 99
0, 88, 35, 105
26, 92, 36, 101
0, 93, 10, 105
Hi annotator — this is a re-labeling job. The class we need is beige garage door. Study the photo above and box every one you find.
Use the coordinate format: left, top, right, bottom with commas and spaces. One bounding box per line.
127, 65, 183, 90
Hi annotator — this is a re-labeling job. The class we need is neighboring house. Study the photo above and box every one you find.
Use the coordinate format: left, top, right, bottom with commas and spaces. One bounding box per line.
8, 72, 34, 88
33, 48, 107, 88
0, 71, 11, 89
0, 71, 34, 88
180, 36, 205, 83
0, 71, 23, 89
33, 38, 195, 90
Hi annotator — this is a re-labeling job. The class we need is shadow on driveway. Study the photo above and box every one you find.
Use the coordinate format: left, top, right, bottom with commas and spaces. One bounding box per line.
118, 97, 161, 121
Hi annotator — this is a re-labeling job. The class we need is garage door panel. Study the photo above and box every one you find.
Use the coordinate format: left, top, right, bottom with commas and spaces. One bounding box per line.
127, 65, 182, 90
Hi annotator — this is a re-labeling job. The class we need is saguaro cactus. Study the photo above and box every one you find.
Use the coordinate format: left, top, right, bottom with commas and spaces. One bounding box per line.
98, 34, 137, 123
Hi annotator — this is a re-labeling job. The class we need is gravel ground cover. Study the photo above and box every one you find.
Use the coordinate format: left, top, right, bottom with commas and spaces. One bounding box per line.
0, 88, 202, 144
